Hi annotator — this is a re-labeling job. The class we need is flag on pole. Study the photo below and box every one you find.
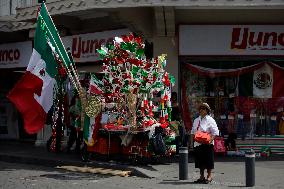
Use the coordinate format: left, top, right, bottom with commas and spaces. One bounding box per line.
7, 2, 71, 134
89, 74, 103, 95
83, 114, 102, 146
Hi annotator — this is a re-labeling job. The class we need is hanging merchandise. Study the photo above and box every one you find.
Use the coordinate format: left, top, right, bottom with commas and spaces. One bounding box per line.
180, 61, 284, 155
260, 146, 271, 157
78, 33, 177, 159
95, 33, 175, 131
48, 84, 68, 153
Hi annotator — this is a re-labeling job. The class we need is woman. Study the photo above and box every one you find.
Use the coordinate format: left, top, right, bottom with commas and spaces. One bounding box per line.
191, 103, 219, 184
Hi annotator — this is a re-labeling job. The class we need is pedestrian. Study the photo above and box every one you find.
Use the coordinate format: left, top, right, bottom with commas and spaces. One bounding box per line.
191, 102, 219, 184
170, 92, 188, 153
171, 92, 180, 121
67, 94, 83, 153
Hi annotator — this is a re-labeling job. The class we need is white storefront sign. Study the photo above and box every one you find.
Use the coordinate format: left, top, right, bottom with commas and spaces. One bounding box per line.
179, 25, 284, 56
0, 41, 32, 68
62, 28, 130, 63
0, 29, 130, 68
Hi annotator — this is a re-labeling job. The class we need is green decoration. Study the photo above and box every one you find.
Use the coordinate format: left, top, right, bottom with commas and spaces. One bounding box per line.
141, 70, 148, 77
132, 65, 139, 73
106, 43, 114, 50
136, 48, 144, 58
169, 74, 175, 84
120, 42, 137, 52
95, 33, 175, 131
167, 107, 172, 122
97, 49, 107, 58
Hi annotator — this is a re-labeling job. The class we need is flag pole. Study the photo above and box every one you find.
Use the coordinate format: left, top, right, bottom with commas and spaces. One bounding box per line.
39, 0, 82, 94
41, 2, 81, 92
38, 13, 79, 92
42, 2, 84, 94
40, 2, 87, 129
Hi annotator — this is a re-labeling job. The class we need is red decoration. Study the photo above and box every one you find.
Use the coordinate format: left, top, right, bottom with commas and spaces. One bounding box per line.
160, 122, 169, 128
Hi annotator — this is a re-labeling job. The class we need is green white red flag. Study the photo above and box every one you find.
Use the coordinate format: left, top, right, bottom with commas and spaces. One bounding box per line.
7, 2, 71, 134
89, 74, 103, 95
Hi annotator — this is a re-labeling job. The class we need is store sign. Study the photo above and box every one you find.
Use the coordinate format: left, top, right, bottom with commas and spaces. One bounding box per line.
62, 28, 130, 63
179, 25, 284, 56
0, 41, 32, 68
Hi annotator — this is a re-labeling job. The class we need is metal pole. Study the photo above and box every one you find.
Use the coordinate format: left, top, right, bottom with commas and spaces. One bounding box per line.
179, 147, 188, 180
245, 149, 255, 187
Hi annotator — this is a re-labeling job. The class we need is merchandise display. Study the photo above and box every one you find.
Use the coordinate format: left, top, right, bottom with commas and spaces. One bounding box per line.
79, 33, 177, 159
181, 62, 284, 140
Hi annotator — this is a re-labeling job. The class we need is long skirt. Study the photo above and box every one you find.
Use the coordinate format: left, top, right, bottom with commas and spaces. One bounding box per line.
194, 144, 214, 169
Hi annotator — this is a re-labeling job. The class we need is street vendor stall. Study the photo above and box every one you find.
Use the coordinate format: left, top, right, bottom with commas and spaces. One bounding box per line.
6, 1, 179, 162
79, 34, 177, 162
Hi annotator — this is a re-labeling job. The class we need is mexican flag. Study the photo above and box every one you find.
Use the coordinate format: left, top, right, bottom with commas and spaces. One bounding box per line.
7, 3, 70, 134
83, 114, 102, 146
183, 62, 284, 98
238, 63, 284, 98
89, 74, 103, 95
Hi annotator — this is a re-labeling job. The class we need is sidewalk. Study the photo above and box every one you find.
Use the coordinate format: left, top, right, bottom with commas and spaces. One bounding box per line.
0, 140, 284, 188
0, 140, 158, 178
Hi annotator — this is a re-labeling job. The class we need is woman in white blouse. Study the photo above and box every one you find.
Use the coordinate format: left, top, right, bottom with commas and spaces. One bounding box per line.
191, 103, 219, 184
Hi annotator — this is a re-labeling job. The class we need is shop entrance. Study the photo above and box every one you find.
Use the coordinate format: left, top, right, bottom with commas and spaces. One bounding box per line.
180, 59, 284, 155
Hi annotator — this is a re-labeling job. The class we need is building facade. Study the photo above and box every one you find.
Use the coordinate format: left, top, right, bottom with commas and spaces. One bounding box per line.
1, 0, 284, 153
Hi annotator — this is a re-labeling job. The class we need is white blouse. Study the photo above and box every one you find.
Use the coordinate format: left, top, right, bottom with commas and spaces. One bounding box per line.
191, 115, 219, 147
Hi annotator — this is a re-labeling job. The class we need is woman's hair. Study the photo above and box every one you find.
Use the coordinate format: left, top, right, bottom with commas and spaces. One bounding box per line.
199, 102, 211, 114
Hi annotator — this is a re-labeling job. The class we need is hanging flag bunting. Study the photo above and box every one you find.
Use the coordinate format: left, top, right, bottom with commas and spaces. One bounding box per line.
184, 62, 284, 98
238, 63, 284, 98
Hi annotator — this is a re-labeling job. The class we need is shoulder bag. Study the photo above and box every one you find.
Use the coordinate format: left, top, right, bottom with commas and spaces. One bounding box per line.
194, 120, 211, 144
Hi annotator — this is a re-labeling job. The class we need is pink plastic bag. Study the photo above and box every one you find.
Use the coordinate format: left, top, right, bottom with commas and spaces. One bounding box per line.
214, 136, 226, 153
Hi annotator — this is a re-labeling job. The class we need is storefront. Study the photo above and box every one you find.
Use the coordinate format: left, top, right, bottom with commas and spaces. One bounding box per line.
62, 28, 130, 70
0, 41, 32, 140
179, 25, 284, 154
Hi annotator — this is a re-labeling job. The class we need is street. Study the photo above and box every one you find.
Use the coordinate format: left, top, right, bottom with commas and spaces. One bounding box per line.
1, 160, 283, 189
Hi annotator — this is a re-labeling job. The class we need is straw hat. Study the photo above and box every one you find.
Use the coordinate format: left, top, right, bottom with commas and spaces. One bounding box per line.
199, 102, 211, 113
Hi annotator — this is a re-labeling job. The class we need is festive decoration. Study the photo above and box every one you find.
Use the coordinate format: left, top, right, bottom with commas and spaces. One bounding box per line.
85, 96, 102, 118
94, 33, 175, 131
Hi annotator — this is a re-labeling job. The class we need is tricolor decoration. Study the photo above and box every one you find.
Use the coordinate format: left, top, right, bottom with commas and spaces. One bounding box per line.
94, 33, 175, 130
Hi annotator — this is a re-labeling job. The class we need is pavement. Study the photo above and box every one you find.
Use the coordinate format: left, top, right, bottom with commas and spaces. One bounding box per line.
0, 140, 158, 178
1, 140, 284, 188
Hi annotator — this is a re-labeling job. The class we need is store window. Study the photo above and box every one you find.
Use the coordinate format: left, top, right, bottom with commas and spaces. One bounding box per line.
181, 60, 284, 140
